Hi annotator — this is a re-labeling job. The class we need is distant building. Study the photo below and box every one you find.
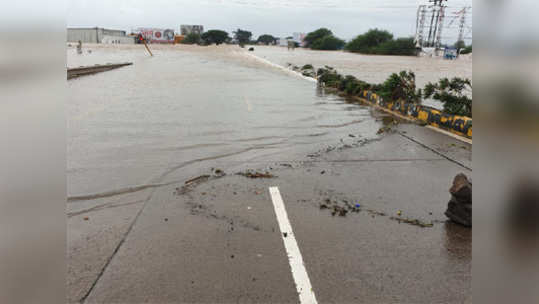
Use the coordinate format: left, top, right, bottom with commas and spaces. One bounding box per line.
67, 27, 132, 44
277, 33, 305, 47
180, 25, 204, 36
101, 36, 135, 44
292, 32, 306, 47
277, 37, 290, 47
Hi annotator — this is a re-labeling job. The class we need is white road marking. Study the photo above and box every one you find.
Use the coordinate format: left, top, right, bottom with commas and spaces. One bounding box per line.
425, 125, 472, 144
269, 187, 318, 304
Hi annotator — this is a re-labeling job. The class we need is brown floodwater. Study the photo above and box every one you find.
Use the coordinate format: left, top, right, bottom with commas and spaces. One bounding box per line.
67, 44, 471, 199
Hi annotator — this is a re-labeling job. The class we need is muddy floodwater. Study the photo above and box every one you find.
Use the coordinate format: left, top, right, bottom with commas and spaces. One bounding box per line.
68, 44, 372, 197
67, 44, 472, 303
67, 44, 471, 199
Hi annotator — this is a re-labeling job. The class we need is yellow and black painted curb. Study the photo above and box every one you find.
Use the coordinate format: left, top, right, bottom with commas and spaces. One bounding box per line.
359, 91, 472, 139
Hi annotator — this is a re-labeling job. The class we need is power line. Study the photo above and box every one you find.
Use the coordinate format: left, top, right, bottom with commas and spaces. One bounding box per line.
415, 0, 472, 48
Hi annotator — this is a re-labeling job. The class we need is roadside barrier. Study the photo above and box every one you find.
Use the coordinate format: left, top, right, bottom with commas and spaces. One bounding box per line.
360, 91, 472, 138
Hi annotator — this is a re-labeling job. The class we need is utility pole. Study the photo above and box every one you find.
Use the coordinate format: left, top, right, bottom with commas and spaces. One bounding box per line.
143, 38, 153, 57
434, 4, 446, 49
426, 2, 436, 47
458, 7, 468, 44
415, 5, 428, 48
426, 0, 447, 48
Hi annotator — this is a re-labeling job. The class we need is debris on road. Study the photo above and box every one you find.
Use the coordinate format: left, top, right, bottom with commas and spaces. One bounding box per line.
236, 170, 275, 179
377, 126, 391, 134
175, 171, 228, 196
390, 216, 434, 228
213, 168, 225, 176
185, 175, 211, 186
319, 198, 361, 217
366, 209, 386, 217
331, 205, 348, 217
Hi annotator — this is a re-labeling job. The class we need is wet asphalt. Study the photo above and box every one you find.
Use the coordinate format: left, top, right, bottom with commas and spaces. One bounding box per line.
68, 122, 471, 303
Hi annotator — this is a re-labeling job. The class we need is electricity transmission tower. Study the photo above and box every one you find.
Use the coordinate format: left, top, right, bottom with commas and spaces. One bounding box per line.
415, 5, 428, 48
430, 0, 447, 49
434, 3, 446, 49
418, 0, 447, 49
457, 7, 470, 43
447, 6, 472, 45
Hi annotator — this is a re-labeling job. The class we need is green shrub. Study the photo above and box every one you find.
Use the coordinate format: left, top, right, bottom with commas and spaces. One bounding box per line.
233, 28, 252, 45
201, 30, 229, 45
373, 38, 417, 56
345, 29, 393, 54
310, 35, 346, 50
181, 33, 201, 44
424, 78, 472, 117
378, 71, 422, 103
257, 34, 276, 45
316, 66, 342, 88
460, 45, 472, 55
304, 28, 333, 47
345, 29, 417, 56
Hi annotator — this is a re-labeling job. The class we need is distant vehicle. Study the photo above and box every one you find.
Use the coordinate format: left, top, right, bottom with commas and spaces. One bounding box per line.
444, 47, 458, 60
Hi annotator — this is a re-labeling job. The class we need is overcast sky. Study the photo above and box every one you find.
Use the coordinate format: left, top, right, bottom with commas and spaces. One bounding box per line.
67, 0, 472, 43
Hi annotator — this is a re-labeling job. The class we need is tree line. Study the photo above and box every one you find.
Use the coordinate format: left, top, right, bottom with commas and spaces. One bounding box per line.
180, 27, 471, 57
181, 28, 275, 46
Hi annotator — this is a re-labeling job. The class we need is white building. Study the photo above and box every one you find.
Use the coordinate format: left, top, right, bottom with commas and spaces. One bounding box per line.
292, 32, 306, 47
277, 33, 305, 47
67, 27, 132, 44
180, 25, 204, 36
101, 36, 135, 44
277, 37, 293, 47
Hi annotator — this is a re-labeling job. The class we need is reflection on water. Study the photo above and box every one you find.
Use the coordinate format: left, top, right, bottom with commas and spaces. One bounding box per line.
443, 221, 472, 259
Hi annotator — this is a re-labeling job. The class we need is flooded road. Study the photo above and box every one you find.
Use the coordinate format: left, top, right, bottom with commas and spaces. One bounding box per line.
252, 45, 473, 108
68, 44, 382, 198
67, 44, 471, 303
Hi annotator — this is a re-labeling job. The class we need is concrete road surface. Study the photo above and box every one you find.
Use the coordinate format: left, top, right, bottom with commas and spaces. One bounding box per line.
68, 122, 471, 303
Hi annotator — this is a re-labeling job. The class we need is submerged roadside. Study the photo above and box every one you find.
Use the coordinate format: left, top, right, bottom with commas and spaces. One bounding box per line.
67, 44, 471, 303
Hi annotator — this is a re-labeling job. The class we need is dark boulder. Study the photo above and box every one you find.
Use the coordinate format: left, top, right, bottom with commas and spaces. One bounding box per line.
445, 173, 472, 227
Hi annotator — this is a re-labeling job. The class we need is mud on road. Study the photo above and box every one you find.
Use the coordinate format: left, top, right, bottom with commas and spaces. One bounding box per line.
69, 121, 471, 304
